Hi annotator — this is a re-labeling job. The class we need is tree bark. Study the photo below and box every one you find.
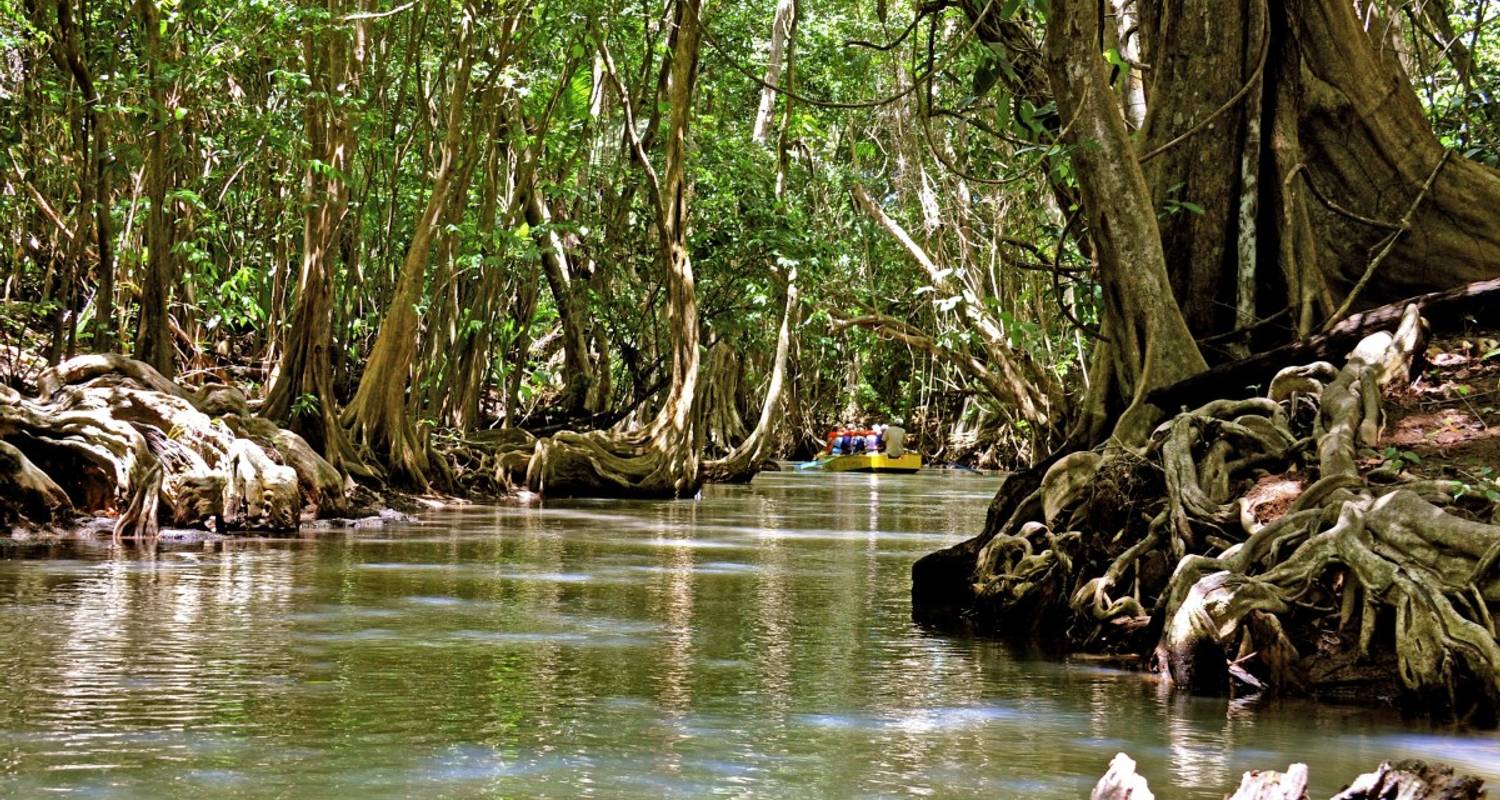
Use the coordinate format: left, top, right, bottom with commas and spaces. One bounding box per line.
52, 0, 115, 352
527, 0, 704, 498
1045, 0, 1208, 442
1134, 0, 1500, 349
522, 175, 600, 415
341, 17, 474, 487
752, 0, 796, 145
134, 0, 175, 377
704, 270, 797, 483
264, 0, 368, 476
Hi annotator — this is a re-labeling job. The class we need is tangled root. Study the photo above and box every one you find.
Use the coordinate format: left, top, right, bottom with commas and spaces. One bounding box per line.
927, 306, 1500, 720
1, 355, 348, 538
527, 427, 702, 499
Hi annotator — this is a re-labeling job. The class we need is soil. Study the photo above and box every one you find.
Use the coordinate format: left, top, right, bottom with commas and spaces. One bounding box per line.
1375, 334, 1500, 512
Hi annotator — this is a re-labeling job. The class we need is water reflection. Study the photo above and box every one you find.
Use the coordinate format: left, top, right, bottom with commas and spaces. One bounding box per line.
0, 470, 1495, 798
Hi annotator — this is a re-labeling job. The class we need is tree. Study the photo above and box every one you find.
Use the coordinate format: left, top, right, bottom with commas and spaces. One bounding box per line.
133, 0, 176, 377
263, 0, 369, 474
340, 8, 476, 487
526, 0, 706, 498
50, 0, 116, 353
913, 0, 1500, 719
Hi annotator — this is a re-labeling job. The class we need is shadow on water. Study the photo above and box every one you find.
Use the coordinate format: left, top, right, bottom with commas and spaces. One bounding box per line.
0, 470, 1495, 798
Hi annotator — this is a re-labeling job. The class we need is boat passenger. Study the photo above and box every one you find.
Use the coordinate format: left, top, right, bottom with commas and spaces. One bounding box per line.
884, 424, 906, 457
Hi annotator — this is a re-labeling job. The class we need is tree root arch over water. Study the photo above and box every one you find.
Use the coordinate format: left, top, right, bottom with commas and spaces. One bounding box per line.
0, 355, 349, 538
916, 305, 1500, 721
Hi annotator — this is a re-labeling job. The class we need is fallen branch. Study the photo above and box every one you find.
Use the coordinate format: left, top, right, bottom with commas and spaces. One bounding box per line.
1148, 278, 1500, 412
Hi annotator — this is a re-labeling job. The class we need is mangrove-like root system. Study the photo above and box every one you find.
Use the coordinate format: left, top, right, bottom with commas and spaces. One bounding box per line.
915, 305, 1500, 721
526, 426, 701, 499
434, 427, 538, 496
1092, 753, 1485, 800
1, 354, 349, 538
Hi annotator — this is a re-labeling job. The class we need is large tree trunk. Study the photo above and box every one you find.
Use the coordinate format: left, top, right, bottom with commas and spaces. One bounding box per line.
1045, 0, 1208, 444
340, 19, 473, 488
435, 100, 507, 431
527, 0, 704, 499
1137, 0, 1500, 349
264, 0, 368, 480
913, 0, 1500, 720
134, 0, 175, 378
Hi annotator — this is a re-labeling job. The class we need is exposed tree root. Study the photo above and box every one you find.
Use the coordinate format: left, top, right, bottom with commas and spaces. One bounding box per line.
526, 425, 702, 499
0, 355, 349, 538
433, 427, 538, 497
914, 306, 1500, 721
704, 270, 798, 484
1091, 753, 1485, 800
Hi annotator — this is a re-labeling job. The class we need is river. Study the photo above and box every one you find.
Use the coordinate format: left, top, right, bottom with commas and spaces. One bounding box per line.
0, 470, 1496, 798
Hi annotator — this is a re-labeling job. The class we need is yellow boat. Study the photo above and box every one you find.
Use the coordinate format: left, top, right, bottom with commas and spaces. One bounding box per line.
823, 452, 922, 474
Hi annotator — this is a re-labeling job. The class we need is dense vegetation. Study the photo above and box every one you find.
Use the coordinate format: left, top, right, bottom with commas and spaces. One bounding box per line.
4, 0, 1500, 720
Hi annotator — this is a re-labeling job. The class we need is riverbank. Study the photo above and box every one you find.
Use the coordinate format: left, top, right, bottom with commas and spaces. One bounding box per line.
913, 311, 1500, 724
0, 351, 538, 541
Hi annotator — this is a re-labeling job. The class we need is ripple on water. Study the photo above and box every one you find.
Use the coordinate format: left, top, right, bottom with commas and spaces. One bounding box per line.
9, 472, 1500, 800
286, 607, 403, 622
794, 705, 1034, 734
419, 744, 545, 782
401, 595, 472, 607
448, 629, 650, 647
296, 628, 397, 642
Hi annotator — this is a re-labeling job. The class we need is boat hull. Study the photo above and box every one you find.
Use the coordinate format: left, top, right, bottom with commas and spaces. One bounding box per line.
824, 453, 922, 473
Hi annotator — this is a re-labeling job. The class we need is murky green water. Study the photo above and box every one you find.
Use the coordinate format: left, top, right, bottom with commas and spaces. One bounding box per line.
0, 471, 1496, 798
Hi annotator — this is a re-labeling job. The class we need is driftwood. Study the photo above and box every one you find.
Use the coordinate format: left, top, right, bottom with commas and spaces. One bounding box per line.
1092, 755, 1484, 800
1092, 753, 1156, 800
1, 355, 349, 537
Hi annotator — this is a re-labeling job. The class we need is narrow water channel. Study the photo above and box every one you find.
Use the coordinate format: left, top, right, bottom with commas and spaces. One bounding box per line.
1, 471, 1496, 798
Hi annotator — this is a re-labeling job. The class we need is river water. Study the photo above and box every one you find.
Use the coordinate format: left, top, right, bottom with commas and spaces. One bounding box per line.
0, 470, 1496, 798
